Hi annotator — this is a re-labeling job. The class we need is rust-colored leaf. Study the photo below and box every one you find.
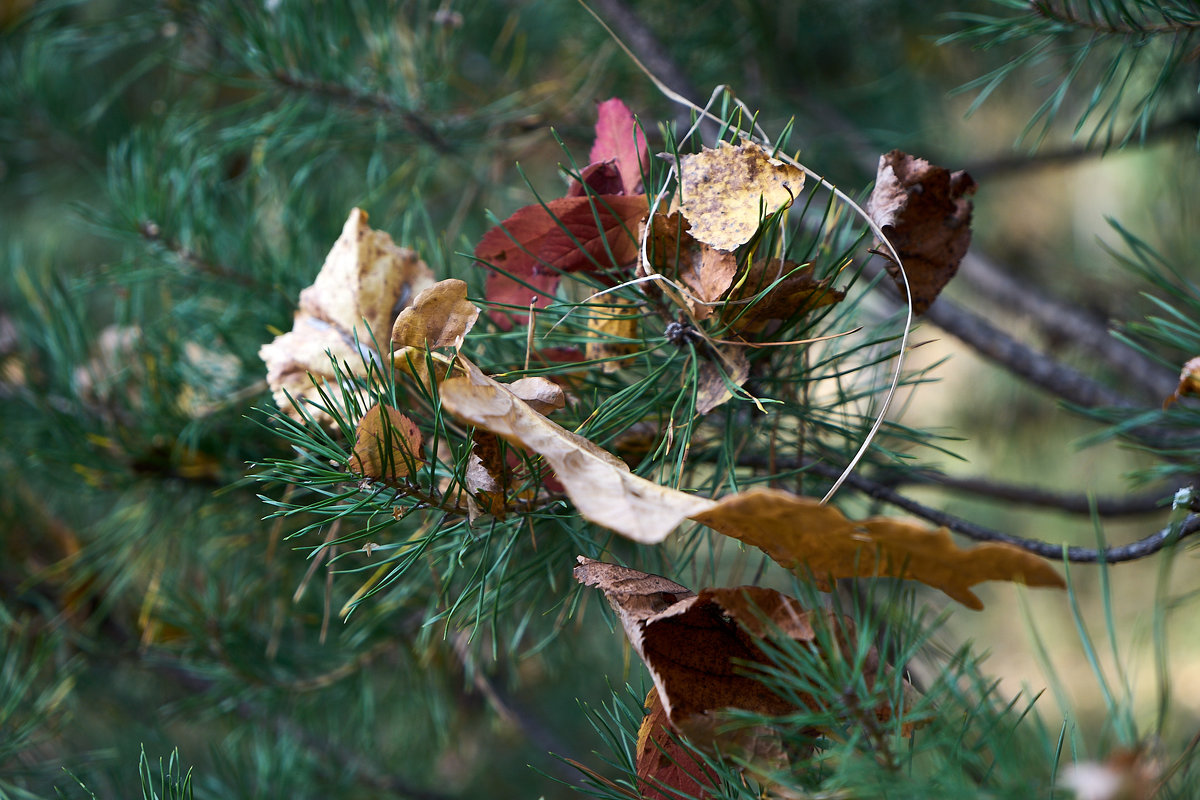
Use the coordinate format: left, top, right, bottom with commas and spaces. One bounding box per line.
259, 208, 434, 424
391, 278, 479, 350
350, 403, 423, 484
647, 212, 739, 321
439, 360, 714, 543
478, 195, 650, 330
723, 258, 845, 334
679, 141, 805, 252
690, 488, 1065, 609
636, 687, 720, 800
866, 150, 976, 315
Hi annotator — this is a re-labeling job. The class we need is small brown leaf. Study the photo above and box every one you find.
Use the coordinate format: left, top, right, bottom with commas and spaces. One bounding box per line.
464, 431, 507, 522
690, 488, 1065, 609
723, 259, 845, 334
647, 213, 739, 320
695, 346, 749, 414
440, 360, 715, 543
350, 403, 423, 483
1163, 355, 1200, 409
585, 298, 640, 372
679, 141, 805, 252
260, 208, 435, 424
636, 687, 720, 800
391, 278, 479, 350
866, 150, 976, 315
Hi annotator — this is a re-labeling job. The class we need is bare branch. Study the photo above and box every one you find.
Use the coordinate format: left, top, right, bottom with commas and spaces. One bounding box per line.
898, 469, 1169, 517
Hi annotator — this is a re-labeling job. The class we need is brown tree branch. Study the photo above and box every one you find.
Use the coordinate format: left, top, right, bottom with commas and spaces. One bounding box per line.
898, 469, 1169, 517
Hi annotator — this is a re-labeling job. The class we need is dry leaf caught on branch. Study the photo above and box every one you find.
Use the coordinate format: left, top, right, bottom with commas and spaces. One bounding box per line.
439, 359, 714, 543
679, 140, 805, 252
350, 403, 423, 484
575, 557, 911, 778
391, 278, 479, 350
645, 212, 739, 321
1163, 355, 1200, 409
866, 150, 976, 315
691, 488, 1065, 609
259, 208, 434, 424
723, 259, 846, 334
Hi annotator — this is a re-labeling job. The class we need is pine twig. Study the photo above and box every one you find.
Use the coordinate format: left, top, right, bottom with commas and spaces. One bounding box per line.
1031, 1, 1200, 35
897, 470, 1169, 517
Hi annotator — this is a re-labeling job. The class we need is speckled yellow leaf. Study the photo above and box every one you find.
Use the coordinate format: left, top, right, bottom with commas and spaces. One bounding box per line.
679, 141, 805, 252
690, 488, 1065, 609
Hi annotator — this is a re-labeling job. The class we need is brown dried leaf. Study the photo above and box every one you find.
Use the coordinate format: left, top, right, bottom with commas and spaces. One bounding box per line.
350, 403, 423, 484
636, 687, 720, 800
646, 213, 739, 320
585, 298, 640, 373
866, 150, 976, 315
679, 141, 805, 252
439, 360, 715, 543
690, 488, 1065, 609
508, 376, 566, 415
465, 431, 507, 522
695, 346, 749, 414
1163, 355, 1200, 409
723, 258, 845, 334
391, 278, 479, 350
259, 209, 435, 424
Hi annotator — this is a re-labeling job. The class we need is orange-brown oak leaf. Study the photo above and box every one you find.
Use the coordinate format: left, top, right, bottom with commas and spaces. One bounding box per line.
690, 488, 1065, 609
866, 150, 976, 315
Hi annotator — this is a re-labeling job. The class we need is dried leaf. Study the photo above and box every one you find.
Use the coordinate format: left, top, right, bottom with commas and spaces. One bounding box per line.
391, 278, 479, 350
723, 259, 845, 334
695, 346, 749, 414
690, 488, 1065, 609
566, 162, 626, 197
478, 195, 649, 330
465, 431, 507, 522
575, 558, 906, 755
588, 97, 649, 196
260, 209, 434, 423
679, 141, 805, 252
636, 687, 720, 800
508, 376, 566, 414
585, 298, 640, 372
1163, 355, 1200, 409
350, 403, 423, 483
866, 150, 976, 315
647, 212, 738, 320
440, 359, 715, 543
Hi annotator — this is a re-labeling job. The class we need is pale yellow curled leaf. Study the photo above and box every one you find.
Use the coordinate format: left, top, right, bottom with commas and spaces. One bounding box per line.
585, 298, 640, 372
259, 208, 435, 424
690, 488, 1065, 609
439, 358, 716, 543
350, 403, 423, 484
679, 141, 806, 252
391, 278, 480, 350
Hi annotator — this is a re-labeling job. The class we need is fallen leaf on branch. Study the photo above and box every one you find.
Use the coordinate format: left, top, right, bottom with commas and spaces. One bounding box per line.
464, 431, 507, 522
866, 150, 976, 315
1163, 355, 1200, 409
259, 208, 434, 423
723, 259, 845, 334
588, 97, 649, 196
478, 195, 650, 330
585, 297, 641, 372
439, 359, 715, 542
575, 557, 909, 759
646, 212, 739, 321
391, 278, 479, 350
350, 403, 423, 484
694, 346, 749, 414
679, 141, 805, 252
690, 488, 1065, 609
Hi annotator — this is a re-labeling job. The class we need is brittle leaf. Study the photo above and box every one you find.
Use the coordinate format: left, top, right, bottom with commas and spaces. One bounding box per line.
391, 278, 479, 350
350, 403, 423, 484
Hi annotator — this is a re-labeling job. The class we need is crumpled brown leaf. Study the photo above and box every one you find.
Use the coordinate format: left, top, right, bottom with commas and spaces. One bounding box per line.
646, 212, 739, 321
723, 259, 845, 334
695, 346, 749, 415
679, 141, 805, 252
439, 359, 715, 543
391, 278, 479, 350
866, 150, 976, 315
350, 403, 423, 484
690, 488, 1065, 609
259, 208, 434, 423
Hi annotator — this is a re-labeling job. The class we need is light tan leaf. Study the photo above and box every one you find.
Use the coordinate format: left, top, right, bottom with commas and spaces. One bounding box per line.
723, 259, 845, 334
866, 150, 976, 315
646, 213, 739, 320
439, 359, 715, 543
259, 208, 435, 424
679, 141, 805, 252
350, 403, 423, 484
508, 376, 566, 414
690, 488, 1065, 609
391, 278, 479, 350
585, 298, 640, 372
695, 346, 749, 414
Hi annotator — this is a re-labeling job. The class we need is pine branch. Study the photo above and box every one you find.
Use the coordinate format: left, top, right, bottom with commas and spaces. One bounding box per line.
897, 469, 1169, 516
138, 220, 268, 291
1032, 1, 1200, 35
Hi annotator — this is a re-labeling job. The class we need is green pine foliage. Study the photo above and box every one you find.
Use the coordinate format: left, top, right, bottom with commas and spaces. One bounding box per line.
2, 1, 1200, 799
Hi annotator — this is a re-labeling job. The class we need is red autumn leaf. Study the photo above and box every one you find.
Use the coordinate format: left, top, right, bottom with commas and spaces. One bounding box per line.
589, 97, 649, 196
566, 162, 626, 198
477, 194, 649, 330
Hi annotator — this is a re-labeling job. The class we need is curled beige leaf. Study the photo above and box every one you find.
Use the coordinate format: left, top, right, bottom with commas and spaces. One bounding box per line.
690, 488, 1065, 609
391, 278, 480, 350
679, 141, 805, 252
439, 359, 715, 543
259, 208, 435, 424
